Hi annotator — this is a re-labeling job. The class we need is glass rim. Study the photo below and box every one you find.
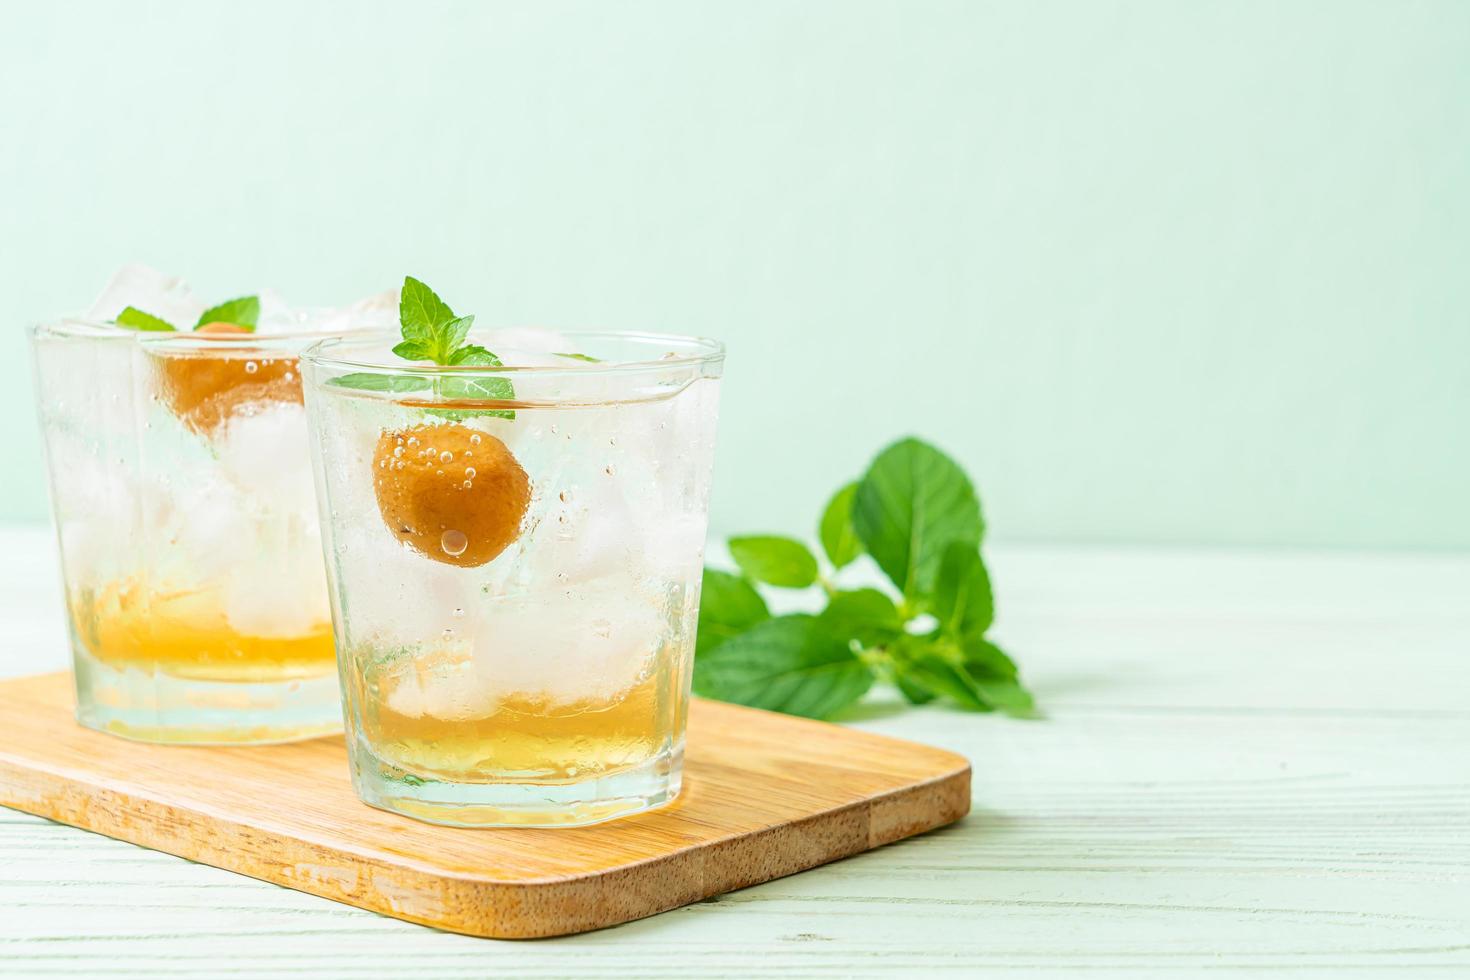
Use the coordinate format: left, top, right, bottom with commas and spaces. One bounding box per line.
300, 329, 726, 379
30, 317, 364, 347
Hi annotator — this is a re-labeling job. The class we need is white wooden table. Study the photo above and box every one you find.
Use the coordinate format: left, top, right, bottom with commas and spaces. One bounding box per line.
1, 525, 1467, 977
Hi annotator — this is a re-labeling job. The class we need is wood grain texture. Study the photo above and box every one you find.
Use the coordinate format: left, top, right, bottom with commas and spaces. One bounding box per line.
2, 530, 1468, 977
0, 672, 970, 940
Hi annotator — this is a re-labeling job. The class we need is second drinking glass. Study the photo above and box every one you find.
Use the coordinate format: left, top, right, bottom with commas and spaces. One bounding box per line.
33, 320, 363, 744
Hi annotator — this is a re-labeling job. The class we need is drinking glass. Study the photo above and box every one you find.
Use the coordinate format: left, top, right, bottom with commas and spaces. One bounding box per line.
32, 320, 345, 743
301, 332, 723, 827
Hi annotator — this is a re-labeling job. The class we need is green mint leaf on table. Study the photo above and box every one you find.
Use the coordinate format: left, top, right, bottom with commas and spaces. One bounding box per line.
890, 636, 988, 710
195, 296, 259, 330
853, 437, 983, 600
962, 634, 1020, 680
895, 674, 938, 705
693, 435, 1035, 721
696, 568, 770, 655
693, 614, 873, 719
890, 634, 1035, 718
818, 482, 863, 569
932, 541, 994, 637
960, 636, 1034, 716
817, 588, 902, 647
115, 307, 176, 332
968, 676, 1035, 716
885, 626, 1027, 712
328, 373, 432, 393
728, 535, 819, 588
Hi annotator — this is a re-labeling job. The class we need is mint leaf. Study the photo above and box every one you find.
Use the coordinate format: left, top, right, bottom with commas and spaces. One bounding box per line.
392, 340, 434, 361
196, 296, 259, 330
962, 634, 1020, 681
728, 535, 819, 589
853, 438, 983, 600
970, 675, 1036, 717
440, 315, 474, 355
962, 637, 1034, 716
892, 638, 988, 711
448, 343, 493, 365
328, 373, 433, 393
818, 588, 902, 647
892, 634, 1035, 717
430, 346, 515, 421
115, 307, 175, 332
400, 276, 455, 343
818, 481, 863, 570
696, 567, 770, 655
390, 278, 516, 419
693, 614, 873, 719
895, 674, 938, 705
554, 352, 602, 363
933, 541, 994, 637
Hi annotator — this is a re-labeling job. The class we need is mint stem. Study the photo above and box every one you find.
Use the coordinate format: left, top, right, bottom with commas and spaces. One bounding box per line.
818, 573, 838, 599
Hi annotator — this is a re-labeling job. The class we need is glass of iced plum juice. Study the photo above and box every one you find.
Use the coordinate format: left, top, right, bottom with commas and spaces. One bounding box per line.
31, 270, 391, 743
302, 279, 723, 826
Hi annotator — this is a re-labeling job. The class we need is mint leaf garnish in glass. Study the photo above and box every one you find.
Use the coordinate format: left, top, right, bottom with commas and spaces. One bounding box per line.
114, 295, 260, 333
115, 307, 176, 332
196, 296, 259, 330
331, 276, 515, 419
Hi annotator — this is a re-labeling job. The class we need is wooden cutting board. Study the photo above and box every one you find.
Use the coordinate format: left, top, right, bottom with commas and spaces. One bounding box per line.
0, 671, 970, 939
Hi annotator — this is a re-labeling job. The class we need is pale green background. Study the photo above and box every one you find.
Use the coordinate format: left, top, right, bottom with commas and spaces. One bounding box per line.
2, 1, 1465, 549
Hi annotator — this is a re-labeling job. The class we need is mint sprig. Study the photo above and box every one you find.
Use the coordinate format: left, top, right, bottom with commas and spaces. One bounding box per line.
113, 294, 260, 333
694, 437, 1036, 721
331, 276, 514, 419
196, 296, 259, 330
115, 307, 176, 332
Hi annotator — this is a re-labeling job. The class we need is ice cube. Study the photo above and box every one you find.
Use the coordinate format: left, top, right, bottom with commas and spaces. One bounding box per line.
335, 525, 475, 650
251, 288, 296, 334
53, 447, 148, 583
221, 534, 330, 638
470, 569, 664, 704
382, 648, 499, 721
86, 264, 205, 328
214, 402, 314, 505
256, 287, 400, 335
519, 471, 640, 585
640, 513, 708, 582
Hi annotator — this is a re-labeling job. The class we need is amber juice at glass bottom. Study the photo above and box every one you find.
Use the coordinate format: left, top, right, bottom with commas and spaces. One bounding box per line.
356, 644, 684, 781
304, 331, 722, 827
72, 579, 333, 682
33, 322, 341, 743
